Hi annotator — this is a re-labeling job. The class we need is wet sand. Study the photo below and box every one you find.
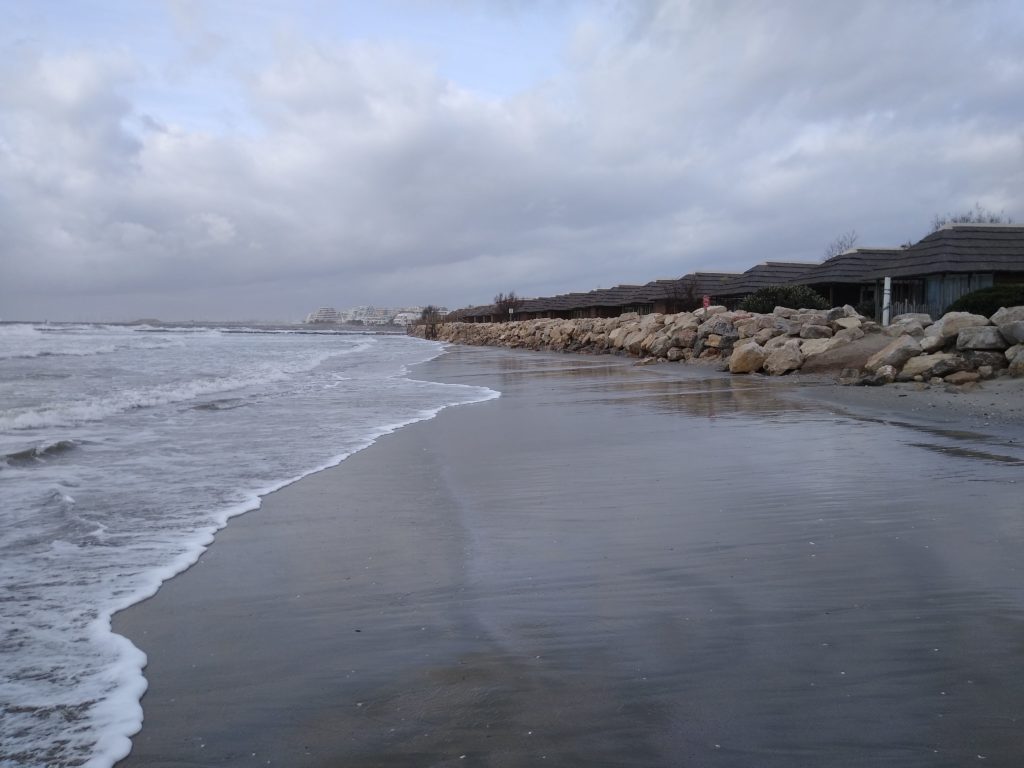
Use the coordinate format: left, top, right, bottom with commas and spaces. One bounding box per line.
114, 346, 1024, 767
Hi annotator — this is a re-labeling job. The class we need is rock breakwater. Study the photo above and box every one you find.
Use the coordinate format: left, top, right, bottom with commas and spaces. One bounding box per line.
412, 304, 1024, 386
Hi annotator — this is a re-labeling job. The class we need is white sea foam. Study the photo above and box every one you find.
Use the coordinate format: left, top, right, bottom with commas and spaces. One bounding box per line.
0, 328, 498, 767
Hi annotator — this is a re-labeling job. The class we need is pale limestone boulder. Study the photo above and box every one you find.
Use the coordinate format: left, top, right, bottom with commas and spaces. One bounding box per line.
753, 327, 777, 345
624, 329, 648, 355
832, 326, 865, 344
892, 312, 933, 327
729, 342, 767, 373
800, 324, 833, 340
666, 347, 687, 362
925, 312, 990, 341
956, 326, 1008, 351
1010, 355, 1024, 378
646, 334, 675, 358
763, 339, 804, 375
1007, 344, 1023, 363
884, 320, 925, 338
693, 306, 727, 320
865, 334, 922, 372
764, 334, 790, 351
991, 306, 1024, 325
772, 306, 798, 318
998, 321, 1024, 345
898, 353, 967, 381
918, 334, 946, 353
800, 338, 833, 358
639, 313, 665, 330
834, 317, 862, 331
945, 371, 981, 385
734, 319, 758, 338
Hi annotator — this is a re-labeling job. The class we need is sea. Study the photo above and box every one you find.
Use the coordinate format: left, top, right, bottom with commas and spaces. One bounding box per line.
0, 323, 498, 768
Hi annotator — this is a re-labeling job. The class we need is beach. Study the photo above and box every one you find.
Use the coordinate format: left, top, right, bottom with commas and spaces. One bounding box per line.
113, 346, 1024, 767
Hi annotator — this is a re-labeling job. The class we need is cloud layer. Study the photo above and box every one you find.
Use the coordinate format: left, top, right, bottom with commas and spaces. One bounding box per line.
1, 0, 1022, 320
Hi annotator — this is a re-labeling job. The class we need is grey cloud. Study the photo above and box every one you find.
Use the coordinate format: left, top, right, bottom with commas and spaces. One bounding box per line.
1, 1, 1022, 321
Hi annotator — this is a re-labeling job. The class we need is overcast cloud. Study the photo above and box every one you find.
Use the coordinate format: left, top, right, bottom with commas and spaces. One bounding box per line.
1, 0, 1022, 321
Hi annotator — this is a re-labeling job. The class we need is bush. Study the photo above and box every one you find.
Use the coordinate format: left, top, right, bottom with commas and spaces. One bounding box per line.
738, 285, 830, 314
855, 299, 876, 319
945, 284, 1024, 317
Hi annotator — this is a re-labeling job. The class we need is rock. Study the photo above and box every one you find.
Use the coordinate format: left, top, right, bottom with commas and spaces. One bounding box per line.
858, 365, 896, 386
860, 321, 881, 333
666, 347, 687, 362
956, 326, 1008, 351
991, 306, 1024, 325
962, 350, 1008, 370
729, 342, 767, 373
800, 324, 833, 339
1010, 355, 1024, 378
800, 334, 892, 374
865, 334, 922, 372
697, 316, 739, 341
693, 306, 727, 320
832, 326, 865, 344
705, 333, 724, 348
1006, 344, 1023, 363
826, 307, 847, 322
918, 334, 947, 353
884, 320, 925, 338
834, 317, 862, 330
753, 328, 777, 345
945, 371, 980, 385
763, 339, 804, 375
892, 312, 933, 327
773, 318, 796, 336
924, 312, 990, 341
672, 328, 698, 349
978, 365, 994, 379
772, 306, 797, 318
764, 334, 790, 351
646, 334, 675, 358
800, 338, 833, 358
897, 354, 958, 380
998, 321, 1024, 345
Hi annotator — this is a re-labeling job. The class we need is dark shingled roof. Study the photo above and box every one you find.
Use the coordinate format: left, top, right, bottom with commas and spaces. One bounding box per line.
718, 262, 817, 296
802, 248, 905, 284
864, 225, 1024, 279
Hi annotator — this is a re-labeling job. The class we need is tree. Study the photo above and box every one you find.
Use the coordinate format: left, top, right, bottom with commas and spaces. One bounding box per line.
420, 305, 441, 339
823, 230, 858, 261
493, 291, 524, 321
930, 203, 1013, 234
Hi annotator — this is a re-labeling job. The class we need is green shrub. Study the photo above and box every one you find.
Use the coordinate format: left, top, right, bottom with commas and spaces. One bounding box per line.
945, 284, 1024, 317
855, 299, 876, 319
738, 285, 830, 314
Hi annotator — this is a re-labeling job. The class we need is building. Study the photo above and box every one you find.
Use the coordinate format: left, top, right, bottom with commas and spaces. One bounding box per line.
304, 307, 342, 324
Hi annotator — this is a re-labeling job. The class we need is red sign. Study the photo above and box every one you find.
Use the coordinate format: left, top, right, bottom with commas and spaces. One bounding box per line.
702, 295, 711, 309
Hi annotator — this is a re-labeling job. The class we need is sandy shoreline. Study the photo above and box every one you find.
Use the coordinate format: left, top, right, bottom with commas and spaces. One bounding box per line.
114, 346, 1024, 767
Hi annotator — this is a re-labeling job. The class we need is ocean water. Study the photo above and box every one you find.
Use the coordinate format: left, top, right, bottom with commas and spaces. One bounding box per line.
0, 323, 498, 768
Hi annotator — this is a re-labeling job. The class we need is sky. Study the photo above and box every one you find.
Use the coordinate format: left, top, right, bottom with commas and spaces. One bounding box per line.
1, 0, 1022, 322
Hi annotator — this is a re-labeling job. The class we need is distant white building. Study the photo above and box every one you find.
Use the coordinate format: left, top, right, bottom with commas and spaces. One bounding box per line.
304, 307, 342, 324
391, 311, 421, 326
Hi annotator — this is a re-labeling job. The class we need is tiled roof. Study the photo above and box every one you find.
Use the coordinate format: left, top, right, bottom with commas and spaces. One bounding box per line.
802, 248, 905, 284
865, 225, 1024, 278
718, 262, 817, 296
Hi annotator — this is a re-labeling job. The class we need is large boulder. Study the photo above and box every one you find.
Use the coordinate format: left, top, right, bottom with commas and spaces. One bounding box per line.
998, 321, 1024, 346
800, 334, 891, 374
1010, 352, 1024, 378
884, 319, 925, 338
800, 338, 833, 358
892, 312, 933, 327
957, 326, 1009, 351
925, 312, 990, 341
865, 334, 922, 372
800, 324, 833, 340
834, 317, 863, 331
918, 334, 947, 353
729, 342, 767, 373
763, 339, 804, 375
697, 316, 739, 341
898, 353, 968, 381
991, 306, 1024, 326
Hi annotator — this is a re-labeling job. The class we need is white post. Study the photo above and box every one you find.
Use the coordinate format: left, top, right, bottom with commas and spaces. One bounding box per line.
882, 276, 892, 327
